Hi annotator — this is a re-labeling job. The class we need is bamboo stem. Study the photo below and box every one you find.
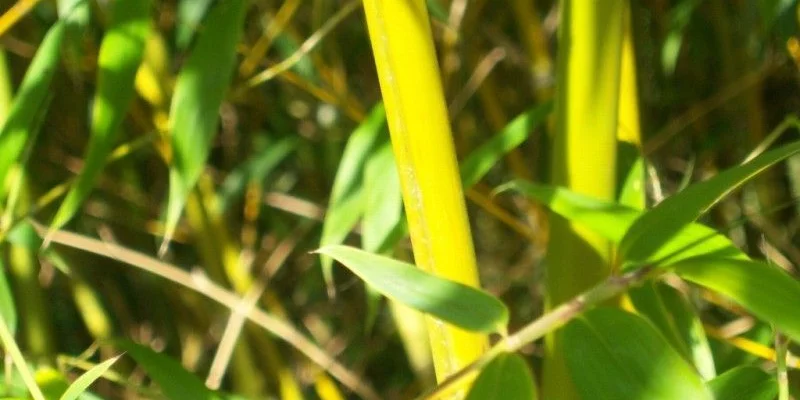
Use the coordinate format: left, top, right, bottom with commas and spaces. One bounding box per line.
361, 0, 487, 387
544, 1, 625, 398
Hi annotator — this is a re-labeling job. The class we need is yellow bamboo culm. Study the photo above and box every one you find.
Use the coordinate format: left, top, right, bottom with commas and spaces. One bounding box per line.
361, 0, 487, 387
543, 1, 625, 399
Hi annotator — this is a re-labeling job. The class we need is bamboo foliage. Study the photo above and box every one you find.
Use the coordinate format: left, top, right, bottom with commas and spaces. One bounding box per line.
361, 0, 488, 384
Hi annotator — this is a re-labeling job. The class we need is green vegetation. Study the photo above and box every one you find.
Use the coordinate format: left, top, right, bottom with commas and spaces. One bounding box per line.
0, 0, 799, 399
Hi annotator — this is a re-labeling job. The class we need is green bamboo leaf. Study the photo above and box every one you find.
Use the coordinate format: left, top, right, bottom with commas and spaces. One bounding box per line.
496, 180, 638, 242
315, 245, 509, 333
50, 0, 151, 233
320, 104, 387, 291
465, 353, 537, 400
498, 181, 744, 265
564, 307, 712, 400
175, 0, 214, 50
0, 21, 65, 194
362, 141, 402, 253
619, 140, 800, 269
116, 340, 220, 400
460, 101, 553, 188
362, 140, 404, 331
672, 256, 800, 342
0, 259, 16, 334
628, 282, 715, 379
163, 0, 248, 252
707, 366, 777, 400
618, 155, 645, 209
59, 355, 121, 400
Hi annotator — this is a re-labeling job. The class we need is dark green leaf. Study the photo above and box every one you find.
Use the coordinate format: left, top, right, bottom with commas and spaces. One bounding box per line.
466, 353, 537, 400
316, 245, 508, 333
564, 307, 711, 400
163, 0, 248, 249
117, 340, 220, 400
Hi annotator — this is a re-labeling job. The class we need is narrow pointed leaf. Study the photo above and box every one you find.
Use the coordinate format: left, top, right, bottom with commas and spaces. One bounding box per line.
0, 21, 65, 192
320, 104, 386, 288
316, 245, 508, 333
497, 180, 638, 242
672, 256, 800, 342
175, 0, 214, 50
362, 141, 403, 253
116, 340, 219, 400
564, 308, 712, 400
460, 101, 553, 188
499, 181, 745, 265
620, 141, 800, 269
163, 0, 247, 247
50, 0, 151, 232
59, 355, 121, 400
629, 282, 715, 379
465, 353, 537, 400
707, 366, 777, 400
0, 259, 16, 333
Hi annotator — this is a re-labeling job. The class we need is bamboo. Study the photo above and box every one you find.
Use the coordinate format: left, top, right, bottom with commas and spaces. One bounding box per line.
361, 0, 487, 386
543, 1, 625, 399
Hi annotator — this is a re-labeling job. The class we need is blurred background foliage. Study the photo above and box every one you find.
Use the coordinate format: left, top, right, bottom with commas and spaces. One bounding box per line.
0, 0, 798, 398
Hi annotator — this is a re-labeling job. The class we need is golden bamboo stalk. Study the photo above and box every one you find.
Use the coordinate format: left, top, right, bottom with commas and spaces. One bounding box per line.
361, 0, 487, 386
543, 1, 625, 399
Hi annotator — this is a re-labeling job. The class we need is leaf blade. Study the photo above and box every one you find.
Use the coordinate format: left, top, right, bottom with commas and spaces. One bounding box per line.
672, 256, 800, 342
620, 141, 800, 269
465, 353, 537, 400
116, 340, 219, 400
163, 0, 248, 250
564, 308, 712, 400
59, 355, 121, 400
460, 101, 553, 188
50, 0, 151, 232
0, 21, 66, 194
316, 245, 508, 333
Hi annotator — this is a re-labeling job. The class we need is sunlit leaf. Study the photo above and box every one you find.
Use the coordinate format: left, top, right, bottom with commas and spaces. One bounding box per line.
50, 0, 151, 233
0, 21, 65, 196
497, 180, 638, 242
117, 340, 220, 400
672, 256, 800, 342
465, 353, 537, 400
707, 366, 777, 400
460, 101, 553, 188
499, 181, 744, 266
619, 140, 800, 269
564, 308, 712, 400
629, 282, 715, 379
59, 355, 121, 400
319, 104, 386, 290
163, 0, 248, 250
315, 245, 508, 333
